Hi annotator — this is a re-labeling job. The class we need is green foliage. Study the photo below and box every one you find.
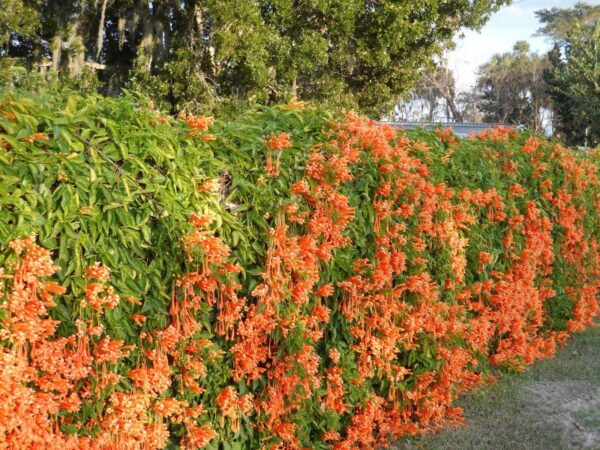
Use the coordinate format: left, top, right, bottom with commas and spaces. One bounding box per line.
0, 88, 333, 334
0, 89, 214, 322
0, 0, 40, 45
544, 21, 600, 147
0, 0, 510, 117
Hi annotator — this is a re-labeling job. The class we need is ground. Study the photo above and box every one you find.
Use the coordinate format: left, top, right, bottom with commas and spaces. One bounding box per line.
395, 326, 600, 450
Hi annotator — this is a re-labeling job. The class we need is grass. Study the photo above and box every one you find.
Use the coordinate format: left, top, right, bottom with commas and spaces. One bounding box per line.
394, 325, 600, 450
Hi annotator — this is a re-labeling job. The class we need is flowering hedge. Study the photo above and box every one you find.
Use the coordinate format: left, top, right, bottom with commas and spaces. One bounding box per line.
1, 91, 599, 449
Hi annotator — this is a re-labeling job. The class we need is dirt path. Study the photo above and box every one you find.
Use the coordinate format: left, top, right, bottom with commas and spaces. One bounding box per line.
395, 326, 600, 450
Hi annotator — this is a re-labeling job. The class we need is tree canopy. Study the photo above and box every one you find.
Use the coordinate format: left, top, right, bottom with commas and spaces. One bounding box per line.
0, 0, 40, 45
535, 2, 600, 43
0, 0, 510, 116
475, 41, 549, 132
538, 2, 600, 146
544, 23, 600, 147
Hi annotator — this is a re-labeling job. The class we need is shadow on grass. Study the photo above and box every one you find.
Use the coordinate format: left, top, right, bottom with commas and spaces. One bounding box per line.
395, 326, 600, 450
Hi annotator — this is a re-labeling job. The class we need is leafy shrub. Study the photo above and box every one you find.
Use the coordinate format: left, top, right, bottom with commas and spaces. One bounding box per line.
0, 91, 599, 449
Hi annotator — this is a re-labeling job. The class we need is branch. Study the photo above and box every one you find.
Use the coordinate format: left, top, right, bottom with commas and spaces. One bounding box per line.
75, 132, 122, 178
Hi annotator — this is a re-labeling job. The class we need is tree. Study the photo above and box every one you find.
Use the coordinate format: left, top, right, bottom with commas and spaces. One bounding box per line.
456, 90, 484, 123
394, 61, 464, 122
0, 0, 41, 57
538, 2, 600, 146
475, 41, 549, 132
544, 23, 600, 146
0, 0, 511, 116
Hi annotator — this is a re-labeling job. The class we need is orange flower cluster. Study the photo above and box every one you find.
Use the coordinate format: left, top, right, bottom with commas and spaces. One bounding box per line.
470, 125, 518, 142
0, 234, 226, 448
0, 237, 135, 448
2, 113, 599, 449
434, 127, 459, 148
24, 132, 50, 143
183, 114, 214, 131
182, 113, 215, 139
264, 132, 293, 176
84, 262, 119, 312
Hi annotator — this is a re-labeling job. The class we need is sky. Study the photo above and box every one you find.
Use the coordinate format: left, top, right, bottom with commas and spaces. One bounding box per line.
447, 0, 598, 91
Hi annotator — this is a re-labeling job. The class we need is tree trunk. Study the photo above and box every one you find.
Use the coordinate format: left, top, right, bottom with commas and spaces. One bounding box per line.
444, 94, 464, 123
51, 35, 62, 72
153, 1, 168, 64
136, 0, 154, 71
66, 21, 85, 76
118, 16, 126, 50
96, 0, 109, 59
429, 77, 463, 122
190, 0, 204, 71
